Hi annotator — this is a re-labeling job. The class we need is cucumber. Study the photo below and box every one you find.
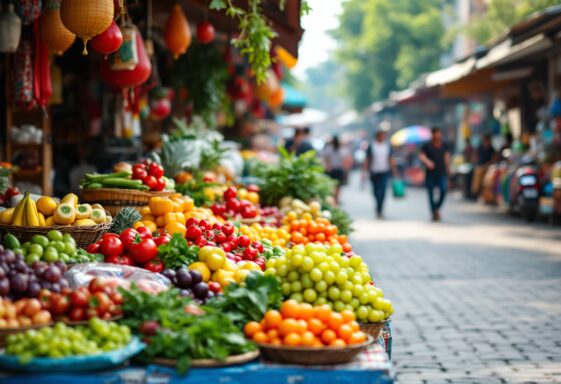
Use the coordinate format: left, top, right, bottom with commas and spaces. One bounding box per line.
84, 171, 132, 182
101, 178, 145, 189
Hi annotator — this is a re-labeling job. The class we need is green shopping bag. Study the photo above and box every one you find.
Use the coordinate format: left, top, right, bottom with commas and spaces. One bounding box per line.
392, 179, 405, 198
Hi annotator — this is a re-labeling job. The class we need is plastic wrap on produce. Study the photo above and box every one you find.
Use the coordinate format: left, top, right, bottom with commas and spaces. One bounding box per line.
65, 263, 171, 294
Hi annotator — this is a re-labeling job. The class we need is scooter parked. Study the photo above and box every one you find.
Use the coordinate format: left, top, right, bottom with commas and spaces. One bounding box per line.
508, 156, 541, 222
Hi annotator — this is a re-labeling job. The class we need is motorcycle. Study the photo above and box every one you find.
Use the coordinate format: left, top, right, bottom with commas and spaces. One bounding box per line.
508, 156, 541, 222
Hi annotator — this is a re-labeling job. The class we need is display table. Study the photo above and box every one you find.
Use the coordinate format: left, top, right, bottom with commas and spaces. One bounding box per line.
0, 344, 393, 384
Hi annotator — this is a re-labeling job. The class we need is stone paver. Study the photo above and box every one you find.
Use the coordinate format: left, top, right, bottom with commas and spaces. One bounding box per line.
342, 174, 561, 384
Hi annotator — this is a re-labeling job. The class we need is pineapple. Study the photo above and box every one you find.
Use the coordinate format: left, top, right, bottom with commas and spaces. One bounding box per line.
110, 207, 141, 234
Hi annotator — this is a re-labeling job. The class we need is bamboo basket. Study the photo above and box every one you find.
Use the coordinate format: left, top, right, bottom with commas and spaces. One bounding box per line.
359, 320, 389, 339
153, 350, 259, 368
0, 215, 111, 248
80, 188, 174, 216
256, 335, 373, 365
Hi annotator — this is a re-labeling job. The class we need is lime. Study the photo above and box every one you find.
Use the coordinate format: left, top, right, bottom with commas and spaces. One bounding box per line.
52, 241, 66, 253
31, 235, 50, 248
44, 247, 59, 262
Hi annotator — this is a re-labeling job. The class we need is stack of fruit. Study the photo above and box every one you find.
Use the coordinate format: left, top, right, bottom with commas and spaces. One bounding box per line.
161, 268, 214, 303
244, 300, 368, 348
87, 230, 168, 272
239, 223, 291, 248
210, 186, 260, 220
0, 193, 110, 227
131, 161, 168, 192
0, 297, 52, 328
80, 161, 173, 192
281, 213, 352, 253
133, 195, 198, 235
7, 230, 101, 264
264, 244, 393, 323
5, 319, 132, 361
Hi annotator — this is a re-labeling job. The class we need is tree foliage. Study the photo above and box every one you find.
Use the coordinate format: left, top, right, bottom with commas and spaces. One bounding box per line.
467, 0, 561, 44
332, 0, 445, 110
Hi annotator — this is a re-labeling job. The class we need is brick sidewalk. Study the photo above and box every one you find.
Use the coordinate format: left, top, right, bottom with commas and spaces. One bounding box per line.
343, 174, 561, 384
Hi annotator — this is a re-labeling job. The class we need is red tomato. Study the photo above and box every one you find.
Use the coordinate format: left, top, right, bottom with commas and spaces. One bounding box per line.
221, 242, 232, 252
129, 238, 158, 264
251, 241, 264, 253
51, 294, 70, 315
186, 225, 203, 241
132, 168, 148, 180
195, 237, 207, 247
109, 304, 123, 317
86, 243, 100, 254
106, 254, 134, 266
208, 281, 221, 294
153, 177, 166, 192
120, 228, 139, 250
109, 290, 123, 305
136, 226, 153, 239
238, 235, 251, 248
143, 257, 164, 273
102, 233, 120, 240
222, 224, 235, 236
199, 219, 210, 229
143, 175, 158, 190
38, 289, 52, 310
226, 198, 241, 212
243, 247, 258, 260
215, 232, 227, 244
148, 163, 164, 178
88, 277, 108, 293
154, 234, 171, 246
91, 292, 112, 315
70, 288, 91, 308
223, 187, 237, 200
99, 236, 124, 258
69, 307, 85, 322
196, 20, 215, 44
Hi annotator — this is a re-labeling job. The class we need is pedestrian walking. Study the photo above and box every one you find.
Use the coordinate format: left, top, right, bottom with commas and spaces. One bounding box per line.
363, 130, 397, 218
322, 135, 351, 204
419, 127, 450, 221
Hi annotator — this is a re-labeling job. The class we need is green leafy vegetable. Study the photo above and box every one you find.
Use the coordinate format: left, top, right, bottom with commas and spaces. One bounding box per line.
157, 233, 200, 270
205, 271, 282, 329
322, 203, 354, 235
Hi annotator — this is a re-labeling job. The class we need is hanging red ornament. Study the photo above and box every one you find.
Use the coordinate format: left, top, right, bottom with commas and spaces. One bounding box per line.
91, 20, 123, 55
150, 98, 171, 120
196, 20, 215, 44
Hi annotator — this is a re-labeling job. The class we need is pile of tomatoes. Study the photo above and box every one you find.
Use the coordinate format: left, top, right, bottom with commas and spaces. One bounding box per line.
281, 213, 353, 253
86, 229, 170, 272
131, 161, 166, 192
210, 186, 259, 219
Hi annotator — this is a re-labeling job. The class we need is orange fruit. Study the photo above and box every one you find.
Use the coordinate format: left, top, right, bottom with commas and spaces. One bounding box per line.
320, 329, 337, 345
280, 300, 301, 319
284, 333, 302, 346
341, 309, 356, 323
349, 320, 360, 332
298, 303, 314, 320
253, 331, 268, 343
312, 338, 324, 347
295, 319, 308, 334
264, 310, 283, 329
314, 305, 332, 323
260, 318, 268, 332
343, 243, 353, 253
301, 331, 315, 347
267, 329, 279, 340
244, 321, 261, 337
327, 312, 344, 331
307, 318, 326, 336
279, 318, 299, 336
348, 331, 367, 345
337, 324, 354, 342
269, 338, 283, 346
330, 339, 347, 348
316, 233, 326, 242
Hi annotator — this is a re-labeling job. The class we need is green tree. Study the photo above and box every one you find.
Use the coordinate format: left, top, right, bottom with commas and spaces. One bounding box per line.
467, 0, 561, 44
332, 0, 445, 110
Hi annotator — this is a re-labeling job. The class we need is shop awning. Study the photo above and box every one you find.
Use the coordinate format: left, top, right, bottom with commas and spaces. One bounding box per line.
425, 57, 476, 87
475, 33, 552, 69
281, 82, 307, 109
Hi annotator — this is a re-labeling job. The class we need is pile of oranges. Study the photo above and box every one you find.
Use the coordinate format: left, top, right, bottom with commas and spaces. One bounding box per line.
243, 300, 367, 348
239, 223, 291, 248
281, 213, 352, 253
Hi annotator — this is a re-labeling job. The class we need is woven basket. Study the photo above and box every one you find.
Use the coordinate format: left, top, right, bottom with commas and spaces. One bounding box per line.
0, 216, 111, 248
80, 188, 174, 216
359, 320, 389, 339
40, 0, 76, 55
60, 0, 113, 54
153, 350, 259, 368
0, 324, 52, 347
257, 335, 373, 365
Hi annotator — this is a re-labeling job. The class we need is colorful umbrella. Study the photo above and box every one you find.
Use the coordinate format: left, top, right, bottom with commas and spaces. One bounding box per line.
390, 125, 431, 146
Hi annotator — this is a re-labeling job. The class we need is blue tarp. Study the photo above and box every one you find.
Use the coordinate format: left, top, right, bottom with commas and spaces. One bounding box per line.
281, 82, 307, 108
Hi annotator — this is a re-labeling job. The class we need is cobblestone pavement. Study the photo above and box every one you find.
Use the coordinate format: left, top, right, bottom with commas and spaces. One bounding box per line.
342, 174, 561, 384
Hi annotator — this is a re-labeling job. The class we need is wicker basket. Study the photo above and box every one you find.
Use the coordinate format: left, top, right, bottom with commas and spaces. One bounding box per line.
80, 188, 174, 216
359, 320, 389, 339
0, 324, 52, 347
153, 350, 259, 368
257, 335, 373, 365
0, 217, 111, 248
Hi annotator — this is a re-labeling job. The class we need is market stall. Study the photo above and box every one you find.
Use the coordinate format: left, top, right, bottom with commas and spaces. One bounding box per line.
0, 0, 394, 382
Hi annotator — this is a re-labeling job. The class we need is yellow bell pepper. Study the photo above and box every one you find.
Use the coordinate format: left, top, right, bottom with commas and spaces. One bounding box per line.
149, 197, 173, 216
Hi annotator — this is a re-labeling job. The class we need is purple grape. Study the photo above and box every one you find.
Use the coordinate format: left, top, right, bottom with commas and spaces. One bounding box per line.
179, 289, 191, 297
162, 269, 176, 280
4, 250, 15, 264
43, 266, 61, 283
41, 281, 52, 290
192, 282, 209, 299
14, 260, 27, 272
10, 274, 28, 293
189, 270, 203, 285
0, 278, 9, 295
0, 266, 5, 279
14, 252, 24, 262
59, 279, 69, 289
54, 261, 66, 272
50, 283, 61, 293
176, 268, 193, 289
27, 281, 41, 297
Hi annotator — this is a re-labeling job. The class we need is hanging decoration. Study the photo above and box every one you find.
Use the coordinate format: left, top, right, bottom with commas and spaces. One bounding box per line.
0, 3, 22, 53
12, 40, 36, 110
164, 4, 191, 59
255, 69, 279, 101
196, 20, 215, 44
39, 0, 75, 55
90, 20, 123, 55
60, 0, 114, 55
108, 26, 138, 70
100, 26, 151, 88
33, 19, 52, 109
15, 0, 41, 25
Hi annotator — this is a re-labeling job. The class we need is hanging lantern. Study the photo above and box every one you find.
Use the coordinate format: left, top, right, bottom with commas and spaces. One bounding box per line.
40, 0, 76, 55
15, 0, 41, 25
196, 20, 215, 44
0, 3, 22, 53
90, 20, 122, 55
164, 4, 191, 59
267, 87, 284, 109
60, 0, 114, 55
100, 27, 152, 88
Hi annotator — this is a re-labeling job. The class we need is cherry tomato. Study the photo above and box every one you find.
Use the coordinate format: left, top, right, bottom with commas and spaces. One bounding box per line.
223, 187, 237, 200
120, 228, 139, 250
109, 290, 123, 305
70, 288, 91, 308
86, 243, 101, 254
143, 258, 164, 273
238, 235, 251, 248
243, 247, 258, 260
199, 219, 211, 229
102, 233, 120, 240
252, 241, 264, 253
136, 226, 153, 239
221, 242, 232, 252
186, 225, 203, 241
106, 254, 134, 266
148, 163, 164, 178
99, 236, 124, 258
215, 232, 227, 244
153, 178, 166, 192
196, 20, 215, 44
132, 168, 148, 180
226, 198, 241, 212
129, 238, 158, 264
144, 175, 158, 190
69, 307, 85, 322
195, 237, 207, 247
89, 277, 109, 293
208, 281, 222, 294
186, 218, 198, 227
222, 224, 235, 236
91, 292, 111, 315
154, 234, 171, 246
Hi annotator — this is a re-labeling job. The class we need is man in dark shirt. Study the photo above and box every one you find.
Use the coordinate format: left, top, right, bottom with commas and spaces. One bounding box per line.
419, 127, 450, 221
471, 134, 497, 196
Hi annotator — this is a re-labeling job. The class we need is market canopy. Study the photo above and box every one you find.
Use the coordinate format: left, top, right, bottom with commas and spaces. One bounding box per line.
281, 82, 307, 109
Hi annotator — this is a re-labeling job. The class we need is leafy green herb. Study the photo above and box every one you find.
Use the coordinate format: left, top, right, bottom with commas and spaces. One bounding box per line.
205, 271, 282, 329
157, 233, 200, 270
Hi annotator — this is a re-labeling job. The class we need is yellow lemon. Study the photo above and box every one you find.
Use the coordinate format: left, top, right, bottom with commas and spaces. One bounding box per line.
36, 196, 57, 217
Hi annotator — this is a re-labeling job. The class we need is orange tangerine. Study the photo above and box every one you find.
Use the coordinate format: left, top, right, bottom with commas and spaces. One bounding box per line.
314, 305, 332, 323
280, 300, 301, 319
301, 331, 315, 347
279, 318, 299, 336
320, 329, 337, 345
295, 319, 308, 334
307, 318, 326, 336
264, 310, 283, 329
284, 333, 302, 346
337, 324, 354, 342
266, 329, 279, 340
341, 309, 356, 323
348, 331, 367, 345
298, 303, 314, 320
269, 338, 283, 346
349, 320, 360, 332
330, 338, 347, 348
253, 331, 268, 343
244, 321, 261, 337
327, 312, 344, 331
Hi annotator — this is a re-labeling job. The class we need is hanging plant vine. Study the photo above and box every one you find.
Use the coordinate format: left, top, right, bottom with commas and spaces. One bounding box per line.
209, 0, 311, 84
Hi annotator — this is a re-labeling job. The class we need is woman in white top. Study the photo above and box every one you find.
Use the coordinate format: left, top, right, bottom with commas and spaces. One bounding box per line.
363, 130, 397, 218
322, 135, 351, 204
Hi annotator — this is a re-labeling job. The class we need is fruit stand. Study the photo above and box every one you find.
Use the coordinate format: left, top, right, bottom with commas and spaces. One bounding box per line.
0, 0, 394, 382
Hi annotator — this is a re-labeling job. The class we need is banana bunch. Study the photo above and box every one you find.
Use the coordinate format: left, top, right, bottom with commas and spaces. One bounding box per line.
11, 192, 45, 227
